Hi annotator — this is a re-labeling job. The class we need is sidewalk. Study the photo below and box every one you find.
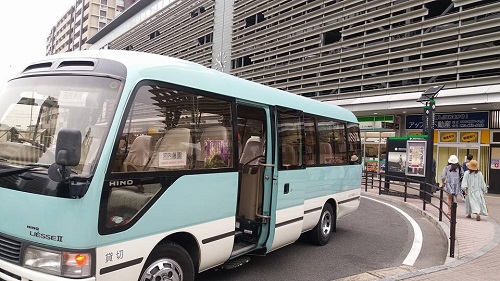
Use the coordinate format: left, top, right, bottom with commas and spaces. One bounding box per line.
341, 185, 500, 281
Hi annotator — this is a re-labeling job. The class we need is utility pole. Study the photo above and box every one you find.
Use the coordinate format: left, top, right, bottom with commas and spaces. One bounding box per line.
418, 85, 444, 202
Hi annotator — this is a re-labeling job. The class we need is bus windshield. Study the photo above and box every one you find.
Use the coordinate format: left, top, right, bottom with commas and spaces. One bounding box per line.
0, 75, 122, 189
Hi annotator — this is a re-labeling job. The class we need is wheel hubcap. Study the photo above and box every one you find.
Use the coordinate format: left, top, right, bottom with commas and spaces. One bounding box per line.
141, 258, 183, 281
321, 211, 332, 237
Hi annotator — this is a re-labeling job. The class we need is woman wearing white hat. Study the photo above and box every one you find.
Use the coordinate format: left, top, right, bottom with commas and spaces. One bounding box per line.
461, 160, 488, 221
441, 155, 463, 215
350, 154, 359, 165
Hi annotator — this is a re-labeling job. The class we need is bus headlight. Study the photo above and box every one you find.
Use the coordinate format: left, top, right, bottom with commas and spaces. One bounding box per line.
24, 245, 91, 278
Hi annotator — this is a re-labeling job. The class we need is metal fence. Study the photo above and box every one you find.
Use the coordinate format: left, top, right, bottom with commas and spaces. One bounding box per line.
363, 170, 457, 258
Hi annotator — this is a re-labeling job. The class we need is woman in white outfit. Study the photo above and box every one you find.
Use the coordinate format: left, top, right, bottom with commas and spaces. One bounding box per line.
461, 160, 488, 221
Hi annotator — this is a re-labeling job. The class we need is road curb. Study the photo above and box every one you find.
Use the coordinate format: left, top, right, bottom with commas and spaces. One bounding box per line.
361, 192, 456, 263
333, 266, 415, 281
359, 192, 500, 280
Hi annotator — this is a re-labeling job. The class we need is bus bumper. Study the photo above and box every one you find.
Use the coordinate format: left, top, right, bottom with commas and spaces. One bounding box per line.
0, 259, 95, 281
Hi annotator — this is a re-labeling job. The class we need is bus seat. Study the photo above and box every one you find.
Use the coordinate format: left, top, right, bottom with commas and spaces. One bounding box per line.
107, 189, 154, 213
107, 183, 161, 216
147, 128, 192, 170
305, 145, 315, 165
240, 136, 262, 166
281, 144, 298, 167
197, 125, 229, 168
122, 135, 151, 172
319, 142, 332, 164
238, 136, 265, 220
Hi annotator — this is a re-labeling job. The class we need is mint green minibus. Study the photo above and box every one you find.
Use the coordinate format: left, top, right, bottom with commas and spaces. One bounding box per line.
0, 50, 361, 281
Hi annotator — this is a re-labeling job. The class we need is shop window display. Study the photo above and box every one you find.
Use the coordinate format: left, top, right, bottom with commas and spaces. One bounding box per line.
361, 131, 393, 173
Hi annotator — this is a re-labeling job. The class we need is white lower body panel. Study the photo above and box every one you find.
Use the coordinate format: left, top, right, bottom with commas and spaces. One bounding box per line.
270, 188, 361, 253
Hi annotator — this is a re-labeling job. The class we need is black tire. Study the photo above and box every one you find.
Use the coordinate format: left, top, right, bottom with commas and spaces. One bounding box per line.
139, 242, 195, 281
307, 203, 335, 246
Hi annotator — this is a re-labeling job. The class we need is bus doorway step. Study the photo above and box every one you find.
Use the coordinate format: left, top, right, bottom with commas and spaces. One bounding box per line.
221, 256, 251, 270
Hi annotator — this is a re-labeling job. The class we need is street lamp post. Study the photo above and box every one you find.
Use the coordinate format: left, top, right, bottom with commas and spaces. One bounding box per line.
418, 85, 444, 202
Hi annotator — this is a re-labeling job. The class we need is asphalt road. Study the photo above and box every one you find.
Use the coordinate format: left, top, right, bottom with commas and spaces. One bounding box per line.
197, 197, 447, 281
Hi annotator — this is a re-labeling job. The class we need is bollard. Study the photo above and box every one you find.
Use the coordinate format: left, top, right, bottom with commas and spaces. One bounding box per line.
378, 174, 387, 195
449, 199, 457, 258
364, 170, 368, 192
423, 191, 426, 211
439, 188, 443, 222
404, 180, 408, 202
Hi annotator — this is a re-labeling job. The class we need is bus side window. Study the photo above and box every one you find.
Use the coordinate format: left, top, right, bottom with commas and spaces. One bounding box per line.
304, 114, 316, 165
109, 83, 233, 174
106, 183, 162, 227
348, 123, 362, 162
332, 123, 348, 164
318, 118, 350, 165
277, 107, 303, 170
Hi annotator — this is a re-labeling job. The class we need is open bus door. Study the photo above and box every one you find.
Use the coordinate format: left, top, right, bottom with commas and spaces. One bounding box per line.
232, 104, 276, 258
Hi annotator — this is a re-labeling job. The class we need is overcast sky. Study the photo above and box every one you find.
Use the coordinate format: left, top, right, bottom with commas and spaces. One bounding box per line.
0, 1, 73, 86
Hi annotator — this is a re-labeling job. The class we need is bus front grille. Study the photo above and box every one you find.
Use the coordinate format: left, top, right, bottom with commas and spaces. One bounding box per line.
0, 234, 22, 264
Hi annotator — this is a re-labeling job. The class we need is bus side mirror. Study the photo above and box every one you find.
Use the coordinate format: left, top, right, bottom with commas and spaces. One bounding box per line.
49, 129, 82, 182
56, 129, 82, 166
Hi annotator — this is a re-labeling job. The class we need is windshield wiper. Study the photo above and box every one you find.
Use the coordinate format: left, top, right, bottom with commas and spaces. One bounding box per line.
0, 166, 43, 177
28, 163, 78, 175
0, 163, 78, 178
27, 163, 51, 168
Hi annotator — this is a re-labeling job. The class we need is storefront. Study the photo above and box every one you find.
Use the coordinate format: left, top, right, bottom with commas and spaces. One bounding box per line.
358, 115, 396, 174
488, 110, 500, 194
405, 111, 490, 185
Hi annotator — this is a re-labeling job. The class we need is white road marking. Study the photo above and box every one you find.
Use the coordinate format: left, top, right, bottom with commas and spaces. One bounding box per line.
363, 196, 423, 266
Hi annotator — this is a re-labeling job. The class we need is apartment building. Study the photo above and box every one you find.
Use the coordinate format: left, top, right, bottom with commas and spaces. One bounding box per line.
46, 0, 134, 55
46, 6, 75, 55
87, 0, 500, 192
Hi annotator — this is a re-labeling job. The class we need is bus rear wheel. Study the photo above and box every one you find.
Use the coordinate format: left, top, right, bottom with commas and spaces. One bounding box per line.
139, 242, 195, 281
308, 203, 335, 246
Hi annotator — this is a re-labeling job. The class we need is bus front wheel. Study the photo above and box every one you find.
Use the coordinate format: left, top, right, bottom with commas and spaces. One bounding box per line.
139, 242, 195, 281
308, 203, 335, 246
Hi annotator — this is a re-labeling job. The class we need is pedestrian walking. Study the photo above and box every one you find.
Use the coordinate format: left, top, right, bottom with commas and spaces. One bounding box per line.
461, 160, 488, 221
462, 154, 473, 173
441, 155, 463, 215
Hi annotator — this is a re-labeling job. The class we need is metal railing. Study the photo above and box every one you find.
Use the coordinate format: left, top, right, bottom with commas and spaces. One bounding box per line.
363, 170, 457, 258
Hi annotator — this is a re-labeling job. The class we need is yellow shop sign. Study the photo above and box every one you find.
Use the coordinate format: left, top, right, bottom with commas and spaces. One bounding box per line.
440, 132, 457, 142
460, 132, 478, 143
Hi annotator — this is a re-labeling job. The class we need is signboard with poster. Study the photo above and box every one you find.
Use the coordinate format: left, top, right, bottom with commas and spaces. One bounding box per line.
384, 138, 407, 189
204, 140, 229, 168
406, 140, 426, 177
491, 158, 500, 170
159, 151, 187, 167
440, 131, 457, 142
460, 132, 478, 143
58, 91, 89, 107
406, 112, 488, 130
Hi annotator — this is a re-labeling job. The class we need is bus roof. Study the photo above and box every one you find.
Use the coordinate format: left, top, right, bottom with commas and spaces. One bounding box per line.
33, 50, 357, 123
